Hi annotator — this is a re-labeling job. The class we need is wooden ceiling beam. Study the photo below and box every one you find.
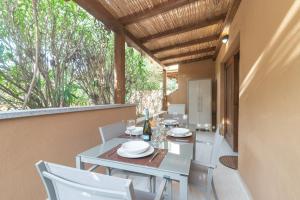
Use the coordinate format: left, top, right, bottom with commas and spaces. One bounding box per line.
165, 55, 213, 66
151, 34, 219, 54
213, 0, 241, 60
74, 0, 165, 67
160, 46, 216, 61
119, 0, 199, 25
141, 13, 226, 43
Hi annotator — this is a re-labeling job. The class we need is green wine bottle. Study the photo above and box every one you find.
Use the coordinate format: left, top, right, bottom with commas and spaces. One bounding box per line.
142, 108, 152, 141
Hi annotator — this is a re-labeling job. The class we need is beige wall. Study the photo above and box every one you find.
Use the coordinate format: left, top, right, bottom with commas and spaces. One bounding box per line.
0, 106, 136, 199
216, 0, 300, 199
215, 2, 242, 125
167, 59, 215, 113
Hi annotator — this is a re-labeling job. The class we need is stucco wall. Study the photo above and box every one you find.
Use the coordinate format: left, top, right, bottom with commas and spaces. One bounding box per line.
216, 0, 300, 199
0, 105, 136, 199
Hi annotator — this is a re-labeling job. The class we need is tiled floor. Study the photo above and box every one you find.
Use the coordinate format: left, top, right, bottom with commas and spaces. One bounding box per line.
124, 131, 252, 200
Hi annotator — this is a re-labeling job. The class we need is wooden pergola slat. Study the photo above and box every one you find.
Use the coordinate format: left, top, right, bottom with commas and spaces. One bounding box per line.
141, 14, 226, 43
119, 0, 199, 25
165, 55, 213, 66
75, 0, 165, 67
213, 0, 241, 59
151, 34, 219, 54
160, 46, 216, 61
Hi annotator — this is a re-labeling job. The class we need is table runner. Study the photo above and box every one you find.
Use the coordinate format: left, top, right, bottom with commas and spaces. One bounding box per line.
99, 144, 168, 168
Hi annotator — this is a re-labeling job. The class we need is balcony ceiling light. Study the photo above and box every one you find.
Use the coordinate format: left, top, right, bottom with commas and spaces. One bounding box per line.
221, 35, 229, 44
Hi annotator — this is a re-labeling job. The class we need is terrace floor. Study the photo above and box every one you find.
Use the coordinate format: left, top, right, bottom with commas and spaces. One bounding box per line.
118, 131, 250, 200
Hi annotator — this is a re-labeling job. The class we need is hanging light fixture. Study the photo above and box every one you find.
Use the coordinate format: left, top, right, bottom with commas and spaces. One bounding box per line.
221, 35, 229, 44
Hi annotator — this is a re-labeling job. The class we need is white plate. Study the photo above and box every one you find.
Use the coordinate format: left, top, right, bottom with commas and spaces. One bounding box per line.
162, 119, 178, 125
117, 146, 154, 158
170, 128, 190, 135
125, 127, 143, 136
121, 141, 150, 154
167, 131, 193, 138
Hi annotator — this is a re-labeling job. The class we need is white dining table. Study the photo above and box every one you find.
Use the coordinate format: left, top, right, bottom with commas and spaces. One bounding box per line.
75, 135, 195, 200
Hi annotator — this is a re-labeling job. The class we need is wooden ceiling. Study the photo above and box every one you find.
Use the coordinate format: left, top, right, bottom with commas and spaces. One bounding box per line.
75, 0, 241, 67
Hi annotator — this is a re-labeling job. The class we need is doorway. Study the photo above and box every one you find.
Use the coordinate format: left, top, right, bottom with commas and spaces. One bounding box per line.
224, 52, 239, 152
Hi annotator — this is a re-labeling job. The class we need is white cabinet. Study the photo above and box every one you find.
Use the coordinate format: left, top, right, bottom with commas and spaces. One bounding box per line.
188, 79, 212, 125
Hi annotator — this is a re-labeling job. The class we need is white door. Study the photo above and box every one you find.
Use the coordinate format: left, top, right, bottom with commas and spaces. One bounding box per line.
188, 79, 212, 125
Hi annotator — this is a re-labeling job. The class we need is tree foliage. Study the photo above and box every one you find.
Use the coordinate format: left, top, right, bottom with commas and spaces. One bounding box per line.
0, 0, 162, 111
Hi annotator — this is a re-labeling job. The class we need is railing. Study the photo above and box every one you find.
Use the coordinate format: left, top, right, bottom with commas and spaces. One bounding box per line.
136, 110, 167, 125
0, 104, 136, 199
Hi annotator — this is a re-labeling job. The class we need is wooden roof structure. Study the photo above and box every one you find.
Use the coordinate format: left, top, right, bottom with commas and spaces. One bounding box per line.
75, 0, 241, 67
166, 71, 179, 79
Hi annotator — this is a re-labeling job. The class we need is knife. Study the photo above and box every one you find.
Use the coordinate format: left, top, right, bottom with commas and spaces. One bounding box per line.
149, 150, 160, 162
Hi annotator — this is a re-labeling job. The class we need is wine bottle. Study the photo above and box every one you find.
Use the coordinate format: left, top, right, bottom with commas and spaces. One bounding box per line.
142, 108, 152, 141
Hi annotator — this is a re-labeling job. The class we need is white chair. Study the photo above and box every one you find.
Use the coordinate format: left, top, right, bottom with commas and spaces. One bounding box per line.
99, 122, 155, 192
191, 126, 224, 200
36, 161, 167, 200
167, 104, 185, 115
99, 121, 126, 143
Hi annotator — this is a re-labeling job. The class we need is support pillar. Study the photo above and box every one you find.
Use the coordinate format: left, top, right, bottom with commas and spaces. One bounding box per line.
162, 69, 167, 110
114, 32, 125, 104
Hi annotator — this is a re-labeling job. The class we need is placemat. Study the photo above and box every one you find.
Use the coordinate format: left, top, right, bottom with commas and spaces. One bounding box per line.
118, 133, 142, 139
99, 144, 168, 168
166, 132, 195, 143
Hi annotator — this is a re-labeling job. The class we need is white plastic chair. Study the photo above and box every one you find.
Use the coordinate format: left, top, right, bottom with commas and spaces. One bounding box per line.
191, 126, 224, 200
99, 121, 126, 143
167, 104, 185, 115
36, 161, 167, 200
99, 122, 155, 192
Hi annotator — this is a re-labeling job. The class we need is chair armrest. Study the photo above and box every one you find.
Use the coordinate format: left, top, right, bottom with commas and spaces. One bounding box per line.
154, 178, 167, 200
87, 165, 99, 172
192, 160, 217, 169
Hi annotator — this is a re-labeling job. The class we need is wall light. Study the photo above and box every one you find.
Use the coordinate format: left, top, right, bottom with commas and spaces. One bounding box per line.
221, 35, 229, 44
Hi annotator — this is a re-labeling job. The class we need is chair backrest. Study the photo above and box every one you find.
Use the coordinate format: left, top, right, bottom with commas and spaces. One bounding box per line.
210, 127, 224, 167
99, 122, 126, 143
36, 161, 134, 200
168, 104, 185, 115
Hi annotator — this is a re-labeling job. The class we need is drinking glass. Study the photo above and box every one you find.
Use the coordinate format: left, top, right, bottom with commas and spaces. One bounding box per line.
126, 119, 136, 137
159, 126, 169, 142
151, 127, 160, 146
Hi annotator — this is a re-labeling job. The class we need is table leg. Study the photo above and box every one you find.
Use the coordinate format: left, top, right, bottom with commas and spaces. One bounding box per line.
179, 175, 188, 200
193, 141, 196, 160
76, 156, 84, 169
150, 176, 156, 193
166, 179, 172, 200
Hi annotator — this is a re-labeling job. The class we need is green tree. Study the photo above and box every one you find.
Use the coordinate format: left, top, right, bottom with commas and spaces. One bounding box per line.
0, 0, 162, 112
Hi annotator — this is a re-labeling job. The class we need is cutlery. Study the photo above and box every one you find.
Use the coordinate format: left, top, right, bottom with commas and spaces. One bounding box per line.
174, 139, 189, 142
149, 150, 160, 162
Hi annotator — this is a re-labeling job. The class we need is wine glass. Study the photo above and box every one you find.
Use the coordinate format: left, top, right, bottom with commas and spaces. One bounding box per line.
196, 123, 202, 131
126, 119, 136, 137
182, 114, 188, 128
204, 123, 211, 131
172, 112, 178, 119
